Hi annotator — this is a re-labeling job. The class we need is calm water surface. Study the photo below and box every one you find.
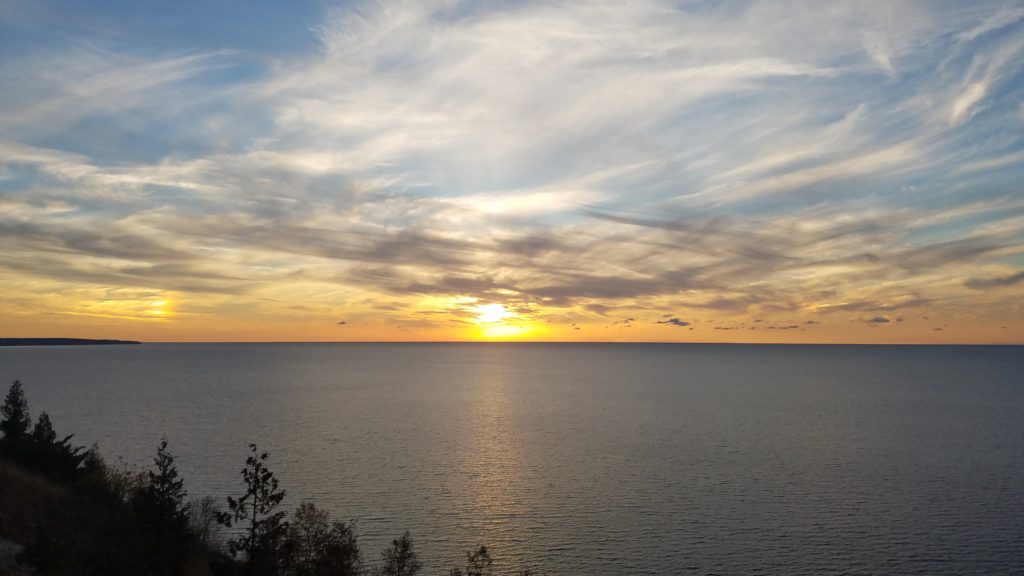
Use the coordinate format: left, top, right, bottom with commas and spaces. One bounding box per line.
1, 343, 1022, 575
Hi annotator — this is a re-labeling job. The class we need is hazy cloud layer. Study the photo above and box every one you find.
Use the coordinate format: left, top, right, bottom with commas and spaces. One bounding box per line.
0, 0, 1022, 341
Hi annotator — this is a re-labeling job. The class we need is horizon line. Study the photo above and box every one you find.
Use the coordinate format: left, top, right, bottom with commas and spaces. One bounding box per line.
67, 340, 1024, 346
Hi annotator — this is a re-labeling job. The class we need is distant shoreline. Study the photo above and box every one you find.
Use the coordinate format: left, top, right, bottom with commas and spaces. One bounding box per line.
0, 338, 141, 347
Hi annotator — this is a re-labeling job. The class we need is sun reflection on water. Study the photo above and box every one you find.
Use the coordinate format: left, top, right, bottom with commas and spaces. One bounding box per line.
453, 353, 533, 566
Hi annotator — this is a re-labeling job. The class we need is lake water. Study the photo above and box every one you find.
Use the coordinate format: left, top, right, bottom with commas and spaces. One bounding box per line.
1, 343, 1023, 575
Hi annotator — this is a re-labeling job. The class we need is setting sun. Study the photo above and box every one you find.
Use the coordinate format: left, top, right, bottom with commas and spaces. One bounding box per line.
474, 304, 514, 324
150, 300, 170, 317
470, 303, 536, 339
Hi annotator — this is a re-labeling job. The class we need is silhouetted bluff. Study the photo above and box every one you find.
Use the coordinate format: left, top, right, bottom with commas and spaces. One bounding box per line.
0, 338, 141, 347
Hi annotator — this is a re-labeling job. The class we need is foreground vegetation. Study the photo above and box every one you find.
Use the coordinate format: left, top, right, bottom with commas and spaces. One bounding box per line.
0, 380, 541, 576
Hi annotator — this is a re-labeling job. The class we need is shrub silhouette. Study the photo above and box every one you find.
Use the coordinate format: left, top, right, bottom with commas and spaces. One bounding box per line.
288, 502, 331, 572
450, 545, 495, 576
288, 501, 361, 576
379, 530, 422, 576
190, 495, 222, 547
19, 455, 150, 575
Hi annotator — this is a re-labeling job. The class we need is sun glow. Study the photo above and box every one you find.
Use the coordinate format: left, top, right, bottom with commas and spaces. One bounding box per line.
150, 300, 169, 316
475, 303, 514, 323
471, 303, 537, 339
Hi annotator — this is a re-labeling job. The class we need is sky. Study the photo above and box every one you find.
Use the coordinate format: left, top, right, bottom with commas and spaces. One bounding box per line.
1, 0, 1022, 343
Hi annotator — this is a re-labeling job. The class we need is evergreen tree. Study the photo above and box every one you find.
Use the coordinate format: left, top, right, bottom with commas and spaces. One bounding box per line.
144, 440, 190, 524
1, 383, 85, 480
218, 444, 289, 576
1, 379, 31, 440
136, 439, 192, 576
31, 411, 57, 445
379, 531, 421, 576
34, 412, 86, 481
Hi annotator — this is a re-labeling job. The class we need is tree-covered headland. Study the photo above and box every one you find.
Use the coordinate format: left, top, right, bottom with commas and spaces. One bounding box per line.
0, 380, 543, 576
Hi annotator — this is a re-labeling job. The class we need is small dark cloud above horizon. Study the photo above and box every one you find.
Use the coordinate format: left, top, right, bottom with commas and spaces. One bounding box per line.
655, 317, 690, 327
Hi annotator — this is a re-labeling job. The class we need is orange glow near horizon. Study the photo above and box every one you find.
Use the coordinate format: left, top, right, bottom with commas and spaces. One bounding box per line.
480, 324, 533, 339
0, 281, 1019, 344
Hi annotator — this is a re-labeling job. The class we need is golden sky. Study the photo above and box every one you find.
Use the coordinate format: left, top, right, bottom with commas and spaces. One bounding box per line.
1, 1, 1022, 343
